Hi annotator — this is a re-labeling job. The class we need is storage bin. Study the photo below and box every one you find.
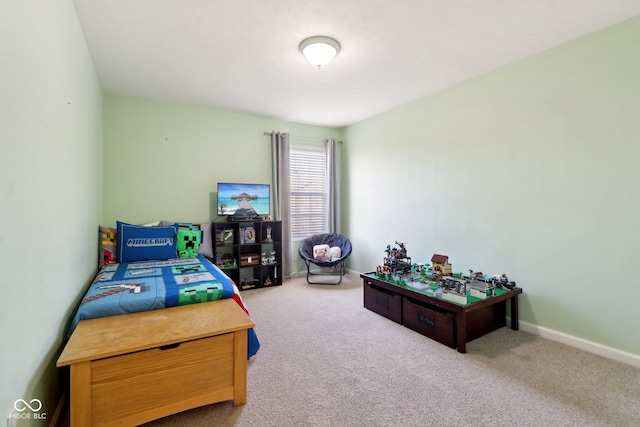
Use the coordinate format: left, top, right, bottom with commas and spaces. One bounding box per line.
363, 283, 402, 324
403, 298, 456, 348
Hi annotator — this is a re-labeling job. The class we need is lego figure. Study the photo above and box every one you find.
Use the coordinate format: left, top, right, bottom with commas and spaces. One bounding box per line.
264, 226, 273, 243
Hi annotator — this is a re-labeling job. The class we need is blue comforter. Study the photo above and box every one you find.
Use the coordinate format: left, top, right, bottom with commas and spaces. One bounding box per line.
68, 255, 259, 358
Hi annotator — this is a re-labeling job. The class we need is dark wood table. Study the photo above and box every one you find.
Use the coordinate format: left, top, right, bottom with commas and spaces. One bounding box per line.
362, 273, 522, 353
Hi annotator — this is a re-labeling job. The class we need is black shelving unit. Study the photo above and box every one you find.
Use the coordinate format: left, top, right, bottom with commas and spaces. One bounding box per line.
211, 220, 282, 290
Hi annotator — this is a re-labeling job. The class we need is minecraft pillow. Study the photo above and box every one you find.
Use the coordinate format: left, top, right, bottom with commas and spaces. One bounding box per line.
176, 225, 202, 258
160, 221, 213, 258
116, 221, 178, 263
98, 225, 117, 268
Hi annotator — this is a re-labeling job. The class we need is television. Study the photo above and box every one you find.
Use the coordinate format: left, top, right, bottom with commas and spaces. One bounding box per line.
217, 182, 270, 218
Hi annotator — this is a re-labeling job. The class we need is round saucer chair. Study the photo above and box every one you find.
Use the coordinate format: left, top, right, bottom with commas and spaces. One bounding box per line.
298, 233, 352, 285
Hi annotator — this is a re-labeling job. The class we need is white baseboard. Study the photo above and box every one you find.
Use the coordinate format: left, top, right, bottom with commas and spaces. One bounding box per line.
517, 320, 640, 369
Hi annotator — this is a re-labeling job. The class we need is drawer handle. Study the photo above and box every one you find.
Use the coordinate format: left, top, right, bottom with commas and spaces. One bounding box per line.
159, 343, 181, 351
375, 296, 389, 308
418, 313, 435, 328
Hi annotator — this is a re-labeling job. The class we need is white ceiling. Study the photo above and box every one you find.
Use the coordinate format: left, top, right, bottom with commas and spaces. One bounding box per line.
72, 1, 640, 128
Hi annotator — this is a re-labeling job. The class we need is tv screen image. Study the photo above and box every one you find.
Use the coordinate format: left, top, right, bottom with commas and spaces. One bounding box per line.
217, 183, 270, 217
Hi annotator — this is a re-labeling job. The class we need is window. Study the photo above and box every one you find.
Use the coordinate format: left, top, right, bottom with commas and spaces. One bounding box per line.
290, 145, 327, 240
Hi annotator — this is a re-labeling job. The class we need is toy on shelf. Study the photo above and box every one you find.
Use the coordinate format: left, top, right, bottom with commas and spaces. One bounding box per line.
217, 229, 234, 245
261, 250, 277, 265
263, 226, 273, 243
215, 252, 237, 269
240, 278, 260, 290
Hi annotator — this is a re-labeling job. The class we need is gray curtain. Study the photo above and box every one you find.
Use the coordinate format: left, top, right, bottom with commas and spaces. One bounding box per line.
271, 132, 292, 279
326, 138, 341, 234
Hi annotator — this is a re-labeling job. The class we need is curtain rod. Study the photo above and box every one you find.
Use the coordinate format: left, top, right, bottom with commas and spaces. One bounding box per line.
263, 132, 342, 143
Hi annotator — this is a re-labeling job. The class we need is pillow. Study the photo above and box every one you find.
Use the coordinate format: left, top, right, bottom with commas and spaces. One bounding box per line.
116, 221, 178, 263
177, 228, 202, 258
197, 222, 214, 258
98, 225, 117, 268
160, 220, 213, 258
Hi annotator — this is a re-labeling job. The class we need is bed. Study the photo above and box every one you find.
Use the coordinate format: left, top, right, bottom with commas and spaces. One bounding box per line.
65, 254, 260, 358
57, 221, 260, 426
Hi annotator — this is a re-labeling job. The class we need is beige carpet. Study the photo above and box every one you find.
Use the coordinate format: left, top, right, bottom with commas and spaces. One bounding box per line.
62, 273, 640, 426
141, 273, 640, 427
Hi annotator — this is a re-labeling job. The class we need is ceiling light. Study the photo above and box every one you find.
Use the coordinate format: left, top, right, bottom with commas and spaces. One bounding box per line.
299, 36, 341, 69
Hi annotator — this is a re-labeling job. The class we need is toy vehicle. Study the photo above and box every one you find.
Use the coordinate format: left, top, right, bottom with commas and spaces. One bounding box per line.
491, 274, 516, 289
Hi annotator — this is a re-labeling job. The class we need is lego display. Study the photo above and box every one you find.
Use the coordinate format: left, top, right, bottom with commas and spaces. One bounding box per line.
373, 242, 518, 304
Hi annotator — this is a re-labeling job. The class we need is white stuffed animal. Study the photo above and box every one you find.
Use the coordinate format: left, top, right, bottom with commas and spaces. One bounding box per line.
328, 246, 342, 262
313, 244, 331, 261
313, 244, 342, 262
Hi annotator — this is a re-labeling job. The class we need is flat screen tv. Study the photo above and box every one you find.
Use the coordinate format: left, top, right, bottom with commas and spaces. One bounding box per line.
217, 182, 270, 218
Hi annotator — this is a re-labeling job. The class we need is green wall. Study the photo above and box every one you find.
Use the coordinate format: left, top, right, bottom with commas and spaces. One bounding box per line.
0, 0, 103, 424
102, 94, 343, 226
344, 16, 640, 356
3, 3, 639, 424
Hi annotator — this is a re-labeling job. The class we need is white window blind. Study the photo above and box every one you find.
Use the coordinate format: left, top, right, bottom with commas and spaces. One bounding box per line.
290, 145, 327, 240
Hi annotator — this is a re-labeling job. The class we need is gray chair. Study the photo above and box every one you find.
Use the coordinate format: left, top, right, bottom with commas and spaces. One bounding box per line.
298, 233, 352, 284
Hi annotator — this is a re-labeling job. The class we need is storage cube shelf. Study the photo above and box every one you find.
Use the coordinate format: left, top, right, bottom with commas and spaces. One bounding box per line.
212, 221, 282, 290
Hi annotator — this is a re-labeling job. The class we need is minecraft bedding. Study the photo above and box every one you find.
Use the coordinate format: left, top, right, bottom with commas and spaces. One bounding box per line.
67, 254, 260, 358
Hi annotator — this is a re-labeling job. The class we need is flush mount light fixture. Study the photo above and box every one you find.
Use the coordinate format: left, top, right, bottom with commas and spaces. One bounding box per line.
299, 36, 341, 69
